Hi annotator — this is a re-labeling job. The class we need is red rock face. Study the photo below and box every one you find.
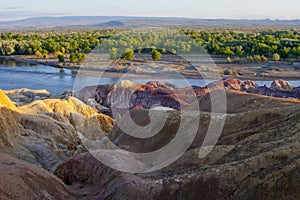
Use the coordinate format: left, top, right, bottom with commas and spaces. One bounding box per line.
79, 79, 300, 117
130, 86, 195, 110
270, 79, 295, 91
207, 78, 258, 92
90, 81, 197, 116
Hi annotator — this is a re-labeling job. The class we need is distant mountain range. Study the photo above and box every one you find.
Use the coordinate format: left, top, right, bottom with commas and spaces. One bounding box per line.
0, 16, 300, 30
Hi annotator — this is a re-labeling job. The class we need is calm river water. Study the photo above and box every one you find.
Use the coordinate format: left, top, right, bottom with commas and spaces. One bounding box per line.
0, 59, 299, 95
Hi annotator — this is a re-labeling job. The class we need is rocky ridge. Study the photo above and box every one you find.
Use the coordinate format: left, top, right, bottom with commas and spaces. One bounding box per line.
55, 90, 300, 200
75, 79, 300, 117
0, 78, 299, 199
0, 89, 114, 172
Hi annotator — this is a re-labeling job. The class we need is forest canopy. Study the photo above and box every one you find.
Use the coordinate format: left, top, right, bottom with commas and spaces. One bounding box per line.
0, 29, 300, 63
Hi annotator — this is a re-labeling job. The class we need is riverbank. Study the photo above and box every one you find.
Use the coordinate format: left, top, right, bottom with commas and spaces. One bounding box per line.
0, 55, 80, 70
2, 55, 300, 81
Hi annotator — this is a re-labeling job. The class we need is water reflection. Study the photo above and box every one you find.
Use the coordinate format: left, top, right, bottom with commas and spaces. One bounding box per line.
71, 70, 79, 75
1, 58, 30, 67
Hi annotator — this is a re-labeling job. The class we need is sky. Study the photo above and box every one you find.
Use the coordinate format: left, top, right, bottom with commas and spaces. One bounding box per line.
0, 0, 299, 21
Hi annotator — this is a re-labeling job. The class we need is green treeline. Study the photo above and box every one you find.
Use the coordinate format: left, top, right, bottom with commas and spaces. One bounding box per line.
185, 29, 300, 63
1, 29, 300, 63
0, 30, 115, 63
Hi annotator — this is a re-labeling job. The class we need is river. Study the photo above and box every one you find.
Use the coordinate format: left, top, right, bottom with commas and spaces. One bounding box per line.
1, 59, 299, 95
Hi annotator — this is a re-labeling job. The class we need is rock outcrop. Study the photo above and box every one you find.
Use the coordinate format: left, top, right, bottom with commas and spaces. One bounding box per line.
253, 86, 300, 99
55, 90, 300, 200
291, 86, 300, 93
77, 79, 300, 117
0, 89, 16, 110
76, 80, 190, 116
270, 79, 295, 91
207, 78, 259, 92
1, 79, 300, 199
0, 90, 114, 172
4, 88, 51, 106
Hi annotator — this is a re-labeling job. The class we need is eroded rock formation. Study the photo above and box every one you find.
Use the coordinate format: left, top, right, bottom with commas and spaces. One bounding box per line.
77, 78, 300, 117
0, 90, 114, 172
4, 88, 51, 106
55, 90, 300, 200
270, 79, 295, 91
0, 79, 299, 199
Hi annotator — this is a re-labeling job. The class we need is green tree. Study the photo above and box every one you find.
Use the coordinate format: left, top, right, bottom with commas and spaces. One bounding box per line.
110, 47, 118, 60
0, 41, 15, 55
235, 46, 244, 57
14, 42, 30, 55
273, 53, 280, 61
137, 47, 142, 55
77, 53, 86, 63
292, 47, 300, 58
57, 54, 65, 62
30, 41, 42, 53
151, 49, 162, 61
223, 46, 234, 56
69, 54, 78, 63
122, 48, 134, 60
279, 47, 290, 59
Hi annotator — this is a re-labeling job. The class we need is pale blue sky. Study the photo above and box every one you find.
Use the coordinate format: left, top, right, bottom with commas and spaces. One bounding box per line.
0, 0, 299, 21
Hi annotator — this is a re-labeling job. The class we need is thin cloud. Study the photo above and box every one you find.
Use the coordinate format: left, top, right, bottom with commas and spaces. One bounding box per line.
3, 7, 22, 10
0, 10, 66, 21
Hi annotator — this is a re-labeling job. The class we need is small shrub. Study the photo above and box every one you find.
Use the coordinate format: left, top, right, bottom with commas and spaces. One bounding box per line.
227, 57, 232, 63
254, 55, 261, 62
261, 55, 268, 63
234, 57, 240, 63
115, 65, 123, 72
289, 58, 295, 65
223, 69, 239, 76
219, 69, 225, 76
247, 55, 254, 63
240, 57, 247, 63
35, 51, 43, 58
